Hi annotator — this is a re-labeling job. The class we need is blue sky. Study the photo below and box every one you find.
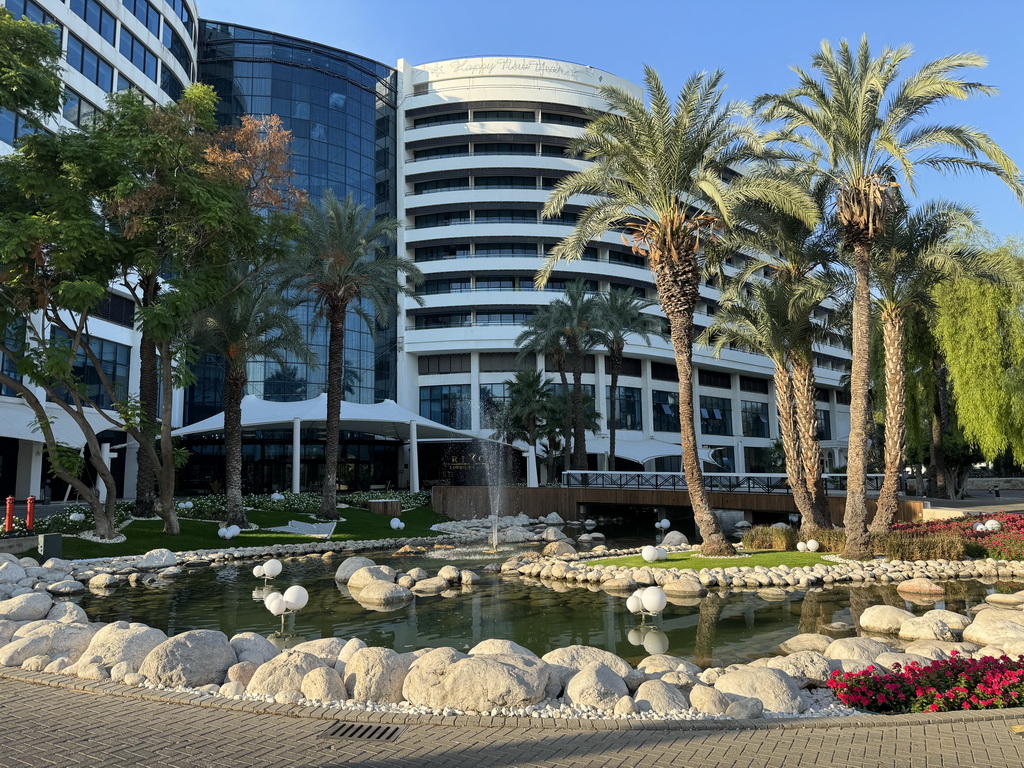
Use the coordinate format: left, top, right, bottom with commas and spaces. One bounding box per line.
199, 0, 1024, 239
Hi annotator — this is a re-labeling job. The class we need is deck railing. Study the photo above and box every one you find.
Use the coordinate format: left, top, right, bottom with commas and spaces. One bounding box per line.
561, 471, 885, 494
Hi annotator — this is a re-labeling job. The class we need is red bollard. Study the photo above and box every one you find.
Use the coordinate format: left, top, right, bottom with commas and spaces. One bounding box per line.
25, 496, 35, 531
4, 496, 12, 533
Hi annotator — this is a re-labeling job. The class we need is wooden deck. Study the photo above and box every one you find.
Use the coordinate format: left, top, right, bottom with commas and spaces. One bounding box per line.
431, 485, 925, 525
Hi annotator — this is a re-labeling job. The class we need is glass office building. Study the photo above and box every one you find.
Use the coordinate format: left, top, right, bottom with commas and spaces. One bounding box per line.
187, 22, 398, 422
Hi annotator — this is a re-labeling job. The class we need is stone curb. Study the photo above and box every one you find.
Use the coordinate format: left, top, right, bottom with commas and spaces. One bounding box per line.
4, 667, 1024, 732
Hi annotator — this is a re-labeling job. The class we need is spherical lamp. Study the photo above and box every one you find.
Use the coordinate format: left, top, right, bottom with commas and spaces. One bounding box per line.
660, 518, 670, 529
974, 522, 988, 532
627, 628, 643, 646
985, 519, 1002, 532
640, 586, 668, 614
263, 591, 283, 612
626, 594, 643, 614
656, 547, 668, 561
270, 492, 285, 501
217, 527, 227, 539
262, 558, 283, 579
641, 545, 659, 563
283, 585, 309, 611
398, 521, 406, 530
806, 539, 820, 552
252, 565, 265, 578
796, 541, 808, 552
69, 512, 86, 522
390, 517, 402, 530
642, 628, 670, 655
226, 525, 241, 539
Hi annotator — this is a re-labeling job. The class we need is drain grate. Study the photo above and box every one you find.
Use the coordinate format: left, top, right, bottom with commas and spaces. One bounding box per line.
319, 722, 403, 743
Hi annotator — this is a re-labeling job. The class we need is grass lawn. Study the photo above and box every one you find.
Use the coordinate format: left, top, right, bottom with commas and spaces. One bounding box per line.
58, 504, 447, 560
588, 550, 832, 570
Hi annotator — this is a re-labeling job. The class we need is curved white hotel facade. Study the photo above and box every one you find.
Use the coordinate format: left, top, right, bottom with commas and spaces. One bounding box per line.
394, 57, 851, 479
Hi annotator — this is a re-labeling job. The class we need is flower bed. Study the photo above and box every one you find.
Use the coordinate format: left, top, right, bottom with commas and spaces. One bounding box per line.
891, 511, 1024, 560
827, 654, 1024, 713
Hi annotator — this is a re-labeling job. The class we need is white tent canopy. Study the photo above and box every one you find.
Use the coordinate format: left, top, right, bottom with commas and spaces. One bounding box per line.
583, 432, 720, 466
171, 394, 487, 492
0, 398, 116, 449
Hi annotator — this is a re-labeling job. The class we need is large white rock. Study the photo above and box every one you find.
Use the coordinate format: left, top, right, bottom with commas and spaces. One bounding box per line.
403, 647, 551, 710
468, 639, 538, 657
137, 549, 177, 570
138, 630, 237, 687
343, 647, 411, 704
715, 667, 804, 714
564, 662, 629, 710
88, 574, 122, 591
541, 645, 632, 691
763, 651, 832, 688
290, 638, 349, 666
859, 605, 915, 635
899, 617, 956, 642
924, 610, 971, 633
963, 608, 1024, 646
46, 602, 89, 623
226, 661, 261, 686
410, 577, 448, 595
347, 565, 396, 590
544, 513, 565, 525
356, 581, 413, 606
896, 578, 945, 598
229, 632, 280, 665
0, 592, 53, 621
661, 531, 688, 547
875, 652, 932, 670
542, 541, 576, 557
634, 679, 690, 713
300, 666, 348, 703
541, 527, 569, 542
663, 579, 706, 598
780, 633, 833, 655
689, 683, 731, 714
247, 650, 329, 697
83, 622, 168, 671
0, 562, 27, 583
334, 557, 376, 583
0, 635, 50, 666
46, 581, 86, 595
823, 637, 892, 664
437, 565, 461, 583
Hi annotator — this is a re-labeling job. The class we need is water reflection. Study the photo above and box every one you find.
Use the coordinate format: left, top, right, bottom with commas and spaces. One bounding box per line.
75, 557, 1021, 668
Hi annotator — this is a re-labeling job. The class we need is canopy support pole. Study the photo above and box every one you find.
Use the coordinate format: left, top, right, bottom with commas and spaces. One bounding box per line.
526, 445, 538, 488
291, 417, 301, 494
409, 420, 419, 492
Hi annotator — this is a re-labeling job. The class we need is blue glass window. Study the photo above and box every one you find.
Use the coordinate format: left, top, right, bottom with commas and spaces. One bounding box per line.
420, 385, 470, 429
65, 34, 114, 92
120, 29, 158, 81
70, 0, 116, 45
122, 0, 161, 36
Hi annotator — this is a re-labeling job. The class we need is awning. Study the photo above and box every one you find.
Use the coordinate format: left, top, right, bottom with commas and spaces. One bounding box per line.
0, 397, 118, 449
583, 431, 720, 465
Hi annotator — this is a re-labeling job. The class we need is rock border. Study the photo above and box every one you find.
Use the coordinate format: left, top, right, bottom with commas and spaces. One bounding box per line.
6, 666, 1024, 732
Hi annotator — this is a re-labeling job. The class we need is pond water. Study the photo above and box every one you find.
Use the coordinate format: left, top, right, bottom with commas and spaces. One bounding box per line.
76, 550, 1019, 668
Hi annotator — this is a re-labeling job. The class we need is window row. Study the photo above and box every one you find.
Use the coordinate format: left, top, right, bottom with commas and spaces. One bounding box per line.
411, 110, 588, 129
65, 31, 182, 100
412, 209, 579, 228
419, 276, 640, 297
413, 243, 613, 263
412, 175, 566, 194
411, 142, 577, 161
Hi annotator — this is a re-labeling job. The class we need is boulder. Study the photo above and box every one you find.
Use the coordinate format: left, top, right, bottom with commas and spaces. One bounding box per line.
356, 581, 413, 606
347, 565, 396, 590
0, 592, 53, 621
46, 602, 89, 624
343, 647, 410, 704
541, 645, 632, 690
138, 630, 236, 687
661, 531, 688, 547
823, 637, 892, 664
875, 652, 932, 670
0, 635, 50, 666
779, 633, 832, 655
763, 651, 832, 688
468, 639, 537, 657
985, 593, 1024, 608
564, 662, 629, 710
613, 695, 637, 715
859, 605, 915, 635
78, 662, 109, 681
636, 654, 693, 675
84, 622, 168, 672
663, 579, 706, 598
689, 683, 731, 714
899, 617, 956, 642
924, 610, 971, 633
229, 632, 279, 665
963, 609, 1024, 646
544, 513, 565, 525
0, 562, 27, 583
334, 557, 376, 583
410, 577, 448, 596
406, 567, 429, 582
21, 654, 51, 672
460, 570, 480, 586
88, 574, 122, 590
904, 640, 978, 660
301, 667, 348, 703
896, 578, 945, 598
43, 657, 71, 674
247, 650, 329, 698
220, 681, 246, 698
226, 661, 261, 686
542, 541, 576, 557
714, 667, 804, 713
403, 647, 550, 710
726, 696, 764, 719
633, 680, 690, 713
46, 581, 86, 595
541, 527, 569, 542
437, 565, 461, 583
137, 549, 177, 570
290, 638, 349, 666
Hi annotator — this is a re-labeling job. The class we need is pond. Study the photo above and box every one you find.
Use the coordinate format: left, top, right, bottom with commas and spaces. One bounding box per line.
76, 550, 1017, 668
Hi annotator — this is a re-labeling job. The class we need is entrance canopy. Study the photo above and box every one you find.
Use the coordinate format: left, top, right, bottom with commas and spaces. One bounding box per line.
584, 432, 720, 466
0, 398, 116, 449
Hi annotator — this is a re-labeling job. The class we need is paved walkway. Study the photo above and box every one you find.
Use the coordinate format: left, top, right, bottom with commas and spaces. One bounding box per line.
3, 677, 1024, 768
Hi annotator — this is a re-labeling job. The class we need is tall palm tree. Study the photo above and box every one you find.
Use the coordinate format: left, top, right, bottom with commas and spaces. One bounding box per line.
540, 67, 817, 555
191, 266, 310, 527
593, 287, 662, 470
516, 304, 573, 468
295, 191, 423, 517
869, 201, 981, 531
702, 278, 833, 532
756, 36, 1023, 558
552, 281, 600, 470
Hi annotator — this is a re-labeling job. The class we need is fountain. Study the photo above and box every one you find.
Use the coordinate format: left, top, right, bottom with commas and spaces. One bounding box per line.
480, 410, 514, 554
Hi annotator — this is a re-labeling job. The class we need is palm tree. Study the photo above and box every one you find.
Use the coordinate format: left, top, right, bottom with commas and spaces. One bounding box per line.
552, 281, 600, 470
702, 278, 833, 532
593, 287, 662, 470
540, 68, 817, 555
191, 266, 310, 527
516, 305, 573, 468
756, 36, 1023, 558
869, 201, 981, 532
295, 191, 423, 517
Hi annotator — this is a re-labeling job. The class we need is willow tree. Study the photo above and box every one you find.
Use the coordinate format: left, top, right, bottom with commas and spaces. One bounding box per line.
756, 37, 1023, 558
540, 67, 816, 555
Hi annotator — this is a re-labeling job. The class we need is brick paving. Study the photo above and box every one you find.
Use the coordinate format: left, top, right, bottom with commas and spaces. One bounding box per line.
3, 677, 1024, 767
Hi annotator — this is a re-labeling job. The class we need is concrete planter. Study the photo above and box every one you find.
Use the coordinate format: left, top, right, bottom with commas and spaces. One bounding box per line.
0, 535, 36, 555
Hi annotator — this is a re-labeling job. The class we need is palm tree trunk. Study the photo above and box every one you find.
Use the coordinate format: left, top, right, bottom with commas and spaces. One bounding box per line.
608, 354, 620, 472
843, 241, 872, 559
157, 339, 180, 535
791, 354, 832, 529
223, 363, 248, 528
570, 347, 587, 471
773, 366, 817, 532
557, 363, 572, 473
872, 310, 906, 533
321, 303, 346, 516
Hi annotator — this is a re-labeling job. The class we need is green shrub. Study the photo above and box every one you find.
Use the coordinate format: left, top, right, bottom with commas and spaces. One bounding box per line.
873, 531, 966, 560
807, 528, 846, 553
341, 490, 431, 511
742, 525, 798, 551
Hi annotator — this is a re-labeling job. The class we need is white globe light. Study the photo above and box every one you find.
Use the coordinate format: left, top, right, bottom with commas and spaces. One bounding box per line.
660, 518, 670, 529
283, 584, 309, 611
974, 522, 988, 532
656, 548, 667, 561
641, 586, 668, 614
183, 501, 194, 509
399, 521, 406, 530
626, 595, 643, 614
252, 565, 265, 578
641, 546, 659, 563
271, 492, 285, 501
263, 591, 283, 611
986, 519, 1002, 531
627, 628, 643, 645
390, 517, 402, 530
796, 541, 808, 552
69, 512, 85, 522
227, 525, 241, 539
267, 595, 287, 616
217, 527, 227, 539
806, 539, 820, 552
643, 628, 670, 655
263, 559, 283, 578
